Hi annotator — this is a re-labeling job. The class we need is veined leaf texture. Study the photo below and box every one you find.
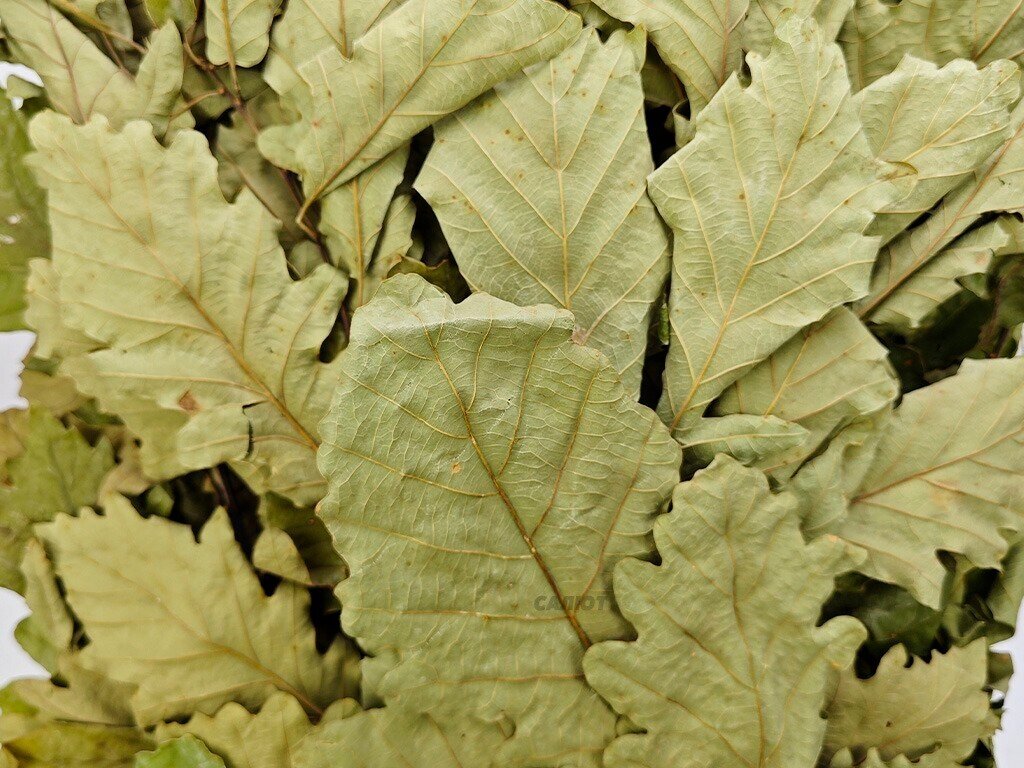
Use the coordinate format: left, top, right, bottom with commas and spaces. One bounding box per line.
1, 0, 1024, 766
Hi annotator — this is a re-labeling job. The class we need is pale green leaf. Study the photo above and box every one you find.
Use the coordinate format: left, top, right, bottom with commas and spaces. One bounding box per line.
24, 259, 98, 360
39, 497, 357, 726
583, 456, 866, 768
255, 494, 345, 588
14, 539, 74, 673
265, 0, 405, 96
823, 641, 994, 766
157, 693, 315, 768
0, 91, 49, 332
590, 0, 747, 114
831, 358, 1024, 605
652, 21, 887, 438
742, 0, 855, 55
990, 537, 1024, 629
839, 0, 1024, 90
294, 707, 490, 768
214, 99, 305, 247
272, 0, 580, 205
417, 27, 670, 393
713, 308, 898, 475
856, 56, 1019, 246
135, 736, 225, 768
317, 275, 681, 765
10, 652, 138, 727
679, 413, 810, 470
28, 114, 348, 504
320, 148, 415, 309
0, 718, 149, 768
0, 405, 113, 593
134, 23, 187, 138
865, 217, 1012, 329
205, 0, 279, 68
858, 99, 1024, 329
0, 0, 137, 124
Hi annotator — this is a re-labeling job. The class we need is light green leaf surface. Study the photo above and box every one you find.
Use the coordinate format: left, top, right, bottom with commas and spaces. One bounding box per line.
317, 275, 681, 765
679, 413, 810, 471
0, 0, 137, 124
839, 0, 1024, 90
14, 539, 74, 672
743, 0, 855, 55
320, 148, 415, 309
0, 406, 112, 593
135, 736, 226, 768
24, 259, 98, 361
832, 358, 1024, 605
265, 0, 405, 96
263, 0, 415, 306
652, 21, 886, 438
40, 497, 356, 726
0, 92, 49, 332
823, 641, 994, 766
294, 707, 488, 768
214, 106, 305, 248
583, 456, 866, 768
591, 0, 747, 114
713, 308, 898, 474
274, 0, 580, 206
255, 494, 345, 588
856, 56, 1019, 245
417, 28, 669, 394
134, 23, 187, 137
28, 113, 348, 504
205, 0, 279, 68
157, 694, 316, 768
991, 537, 1024, 629
859, 101, 1024, 330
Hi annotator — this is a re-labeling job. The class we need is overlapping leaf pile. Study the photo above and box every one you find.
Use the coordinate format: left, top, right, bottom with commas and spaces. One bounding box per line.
2, 0, 1024, 766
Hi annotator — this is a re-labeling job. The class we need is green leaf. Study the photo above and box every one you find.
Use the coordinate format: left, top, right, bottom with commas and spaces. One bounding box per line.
823, 641, 994, 766
839, 0, 1024, 89
856, 57, 1019, 246
416, 27, 670, 394
14, 539, 74, 672
39, 497, 357, 726
0, 0, 137, 124
990, 537, 1024, 629
28, 113, 348, 504
679, 413, 810, 471
270, 0, 581, 206
0, 406, 113, 593
134, 736, 225, 768
317, 275, 681, 764
205, 0, 279, 68
254, 494, 345, 589
583, 456, 866, 768
320, 149, 415, 309
742, 0, 855, 55
652, 21, 887, 439
157, 693, 317, 768
265, 0, 405, 95
713, 308, 898, 475
830, 358, 1024, 606
859, 102, 1024, 330
0, 91, 49, 332
590, 0, 746, 114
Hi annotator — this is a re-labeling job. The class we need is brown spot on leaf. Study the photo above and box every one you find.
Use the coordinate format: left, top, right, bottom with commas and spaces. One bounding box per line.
178, 391, 200, 414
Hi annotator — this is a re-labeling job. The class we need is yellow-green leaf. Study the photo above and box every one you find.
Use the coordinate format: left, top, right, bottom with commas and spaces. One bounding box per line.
317, 275, 681, 765
417, 27, 669, 394
583, 456, 865, 768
